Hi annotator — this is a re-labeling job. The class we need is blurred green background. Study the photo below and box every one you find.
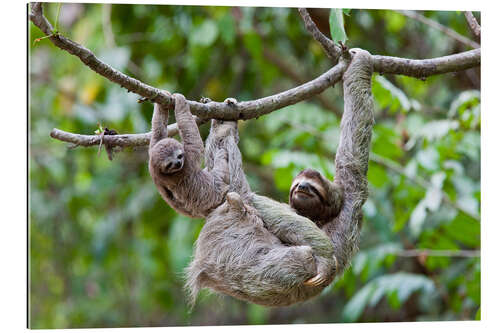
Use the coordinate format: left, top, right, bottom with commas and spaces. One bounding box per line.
29, 3, 480, 328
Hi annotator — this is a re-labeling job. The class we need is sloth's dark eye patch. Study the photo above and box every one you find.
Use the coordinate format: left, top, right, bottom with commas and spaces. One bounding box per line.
309, 185, 326, 204
166, 162, 173, 170
177, 153, 184, 159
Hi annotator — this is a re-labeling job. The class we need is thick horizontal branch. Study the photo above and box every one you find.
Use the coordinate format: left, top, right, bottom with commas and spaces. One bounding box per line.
30, 3, 346, 121
262, 48, 342, 117
372, 48, 480, 78
187, 60, 348, 120
31, 3, 480, 123
50, 117, 208, 148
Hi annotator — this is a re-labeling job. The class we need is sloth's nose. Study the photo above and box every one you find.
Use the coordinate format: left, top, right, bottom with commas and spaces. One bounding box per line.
175, 161, 182, 168
298, 183, 310, 191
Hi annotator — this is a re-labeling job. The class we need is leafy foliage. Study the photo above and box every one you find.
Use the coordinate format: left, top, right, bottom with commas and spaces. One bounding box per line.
329, 9, 348, 44
29, 4, 480, 328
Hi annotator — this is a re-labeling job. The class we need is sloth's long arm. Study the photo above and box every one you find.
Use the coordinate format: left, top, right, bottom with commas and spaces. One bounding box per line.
173, 94, 205, 166
323, 49, 375, 274
149, 103, 169, 149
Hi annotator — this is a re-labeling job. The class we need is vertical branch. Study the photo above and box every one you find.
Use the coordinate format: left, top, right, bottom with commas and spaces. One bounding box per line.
464, 12, 481, 39
324, 49, 375, 273
297, 8, 341, 62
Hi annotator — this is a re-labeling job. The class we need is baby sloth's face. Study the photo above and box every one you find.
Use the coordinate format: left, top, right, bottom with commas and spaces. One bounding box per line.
151, 138, 185, 175
161, 148, 184, 174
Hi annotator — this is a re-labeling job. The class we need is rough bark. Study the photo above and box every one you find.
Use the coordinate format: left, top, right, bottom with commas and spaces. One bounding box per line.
464, 12, 481, 38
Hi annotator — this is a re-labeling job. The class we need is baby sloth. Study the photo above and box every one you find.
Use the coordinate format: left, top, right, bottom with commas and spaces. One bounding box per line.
148, 93, 230, 218
289, 168, 344, 228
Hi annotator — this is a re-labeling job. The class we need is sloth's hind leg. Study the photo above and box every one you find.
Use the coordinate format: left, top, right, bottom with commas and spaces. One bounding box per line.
250, 245, 317, 295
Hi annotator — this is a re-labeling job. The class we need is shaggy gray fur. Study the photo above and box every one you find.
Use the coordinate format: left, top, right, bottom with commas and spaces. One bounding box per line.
148, 94, 230, 218
185, 49, 374, 306
178, 48, 373, 307
186, 191, 336, 306
321, 49, 375, 274
185, 128, 338, 306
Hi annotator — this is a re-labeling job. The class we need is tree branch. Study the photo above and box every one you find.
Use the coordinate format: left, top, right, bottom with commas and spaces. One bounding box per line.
30, 3, 346, 121
372, 48, 480, 78
31, 3, 480, 124
464, 11, 481, 38
397, 10, 479, 49
49, 117, 208, 148
297, 8, 341, 62
261, 48, 342, 117
30, 3, 171, 106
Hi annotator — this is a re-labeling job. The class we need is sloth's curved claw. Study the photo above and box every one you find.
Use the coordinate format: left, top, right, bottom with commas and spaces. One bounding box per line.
304, 274, 326, 287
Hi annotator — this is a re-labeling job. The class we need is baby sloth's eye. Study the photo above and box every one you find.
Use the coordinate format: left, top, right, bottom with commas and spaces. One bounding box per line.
177, 153, 184, 159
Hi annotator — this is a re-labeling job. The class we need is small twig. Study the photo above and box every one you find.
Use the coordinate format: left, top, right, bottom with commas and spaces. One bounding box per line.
397, 10, 479, 49
297, 8, 341, 62
464, 11, 481, 38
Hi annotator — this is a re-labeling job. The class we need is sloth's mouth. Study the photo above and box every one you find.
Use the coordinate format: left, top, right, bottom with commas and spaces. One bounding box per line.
172, 162, 183, 172
294, 190, 313, 197
162, 160, 184, 174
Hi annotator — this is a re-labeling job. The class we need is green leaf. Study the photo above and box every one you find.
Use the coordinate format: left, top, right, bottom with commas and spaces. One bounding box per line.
449, 90, 480, 117
329, 9, 348, 44
342, 282, 376, 322
344, 273, 435, 322
374, 76, 411, 112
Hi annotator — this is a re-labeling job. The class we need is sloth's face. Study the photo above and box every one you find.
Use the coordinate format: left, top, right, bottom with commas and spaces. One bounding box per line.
160, 148, 184, 174
151, 138, 185, 175
289, 169, 329, 222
